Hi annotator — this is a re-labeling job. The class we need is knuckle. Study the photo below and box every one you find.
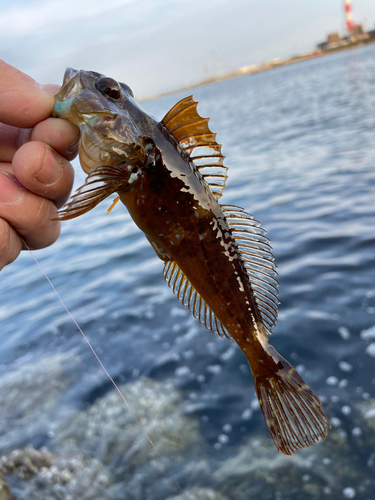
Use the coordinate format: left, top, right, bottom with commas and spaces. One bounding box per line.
31, 198, 54, 230
0, 218, 21, 269
29, 198, 61, 249
0, 218, 11, 253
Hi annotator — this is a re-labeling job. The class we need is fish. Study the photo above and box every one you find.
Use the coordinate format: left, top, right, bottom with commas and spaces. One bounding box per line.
52, 68, 330, 455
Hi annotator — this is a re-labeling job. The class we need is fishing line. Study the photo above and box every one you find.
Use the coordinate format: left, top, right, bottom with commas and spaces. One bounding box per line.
23, 239, 191, 500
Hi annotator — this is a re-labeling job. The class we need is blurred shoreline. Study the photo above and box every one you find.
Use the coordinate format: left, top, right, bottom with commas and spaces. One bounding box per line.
141, 38, 375, 102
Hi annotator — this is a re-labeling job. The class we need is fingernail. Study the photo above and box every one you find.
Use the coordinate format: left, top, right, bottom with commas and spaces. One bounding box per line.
34, 146, 63, 186
0, 169, 24, 205
66, 133, 80, 158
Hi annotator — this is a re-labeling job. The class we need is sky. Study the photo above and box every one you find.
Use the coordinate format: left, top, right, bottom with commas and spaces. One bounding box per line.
1, 0, 375, 99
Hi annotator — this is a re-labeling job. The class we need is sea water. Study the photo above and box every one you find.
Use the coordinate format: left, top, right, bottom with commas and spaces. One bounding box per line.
1, 44, 375, 499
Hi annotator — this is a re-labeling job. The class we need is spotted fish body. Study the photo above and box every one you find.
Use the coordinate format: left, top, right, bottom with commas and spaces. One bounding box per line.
53, 68, 330, 454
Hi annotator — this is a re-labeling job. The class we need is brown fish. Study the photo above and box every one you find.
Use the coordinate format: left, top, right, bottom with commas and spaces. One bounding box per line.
53, 68, 330, 455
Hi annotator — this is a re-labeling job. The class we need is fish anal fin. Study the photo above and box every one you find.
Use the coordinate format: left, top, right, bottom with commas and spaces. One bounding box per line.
221, 205, 280, 334
161, 96, 227, 201
163, 260, 231, 340
146, 237, 171, 262
53, 162, 136, 221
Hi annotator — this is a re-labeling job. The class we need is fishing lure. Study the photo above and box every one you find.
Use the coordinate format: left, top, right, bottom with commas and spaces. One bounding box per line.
53, 68, 330, 454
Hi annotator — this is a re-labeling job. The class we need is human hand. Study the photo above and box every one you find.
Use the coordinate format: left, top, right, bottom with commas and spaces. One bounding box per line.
0, 60, 79, 270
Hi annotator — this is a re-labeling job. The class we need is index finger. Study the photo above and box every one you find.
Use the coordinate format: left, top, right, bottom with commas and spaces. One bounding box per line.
0, 60, 59, 128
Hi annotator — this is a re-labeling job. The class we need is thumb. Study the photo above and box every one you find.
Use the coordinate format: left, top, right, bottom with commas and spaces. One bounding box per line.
0, 60, 60, 128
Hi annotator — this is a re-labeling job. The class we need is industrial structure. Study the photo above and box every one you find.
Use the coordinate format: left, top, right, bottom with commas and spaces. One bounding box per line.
317, 0, 375, 51
344, 0, 354, 32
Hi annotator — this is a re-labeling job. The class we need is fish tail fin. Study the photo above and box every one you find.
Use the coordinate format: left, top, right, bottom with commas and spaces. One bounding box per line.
253, 355, 330, 455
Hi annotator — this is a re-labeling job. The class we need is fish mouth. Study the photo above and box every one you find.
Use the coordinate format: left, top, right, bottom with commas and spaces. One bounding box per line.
63, 67, 79, 85
54, 68, 80, 103
53, 68, 116, 122
53, 69, 81, 119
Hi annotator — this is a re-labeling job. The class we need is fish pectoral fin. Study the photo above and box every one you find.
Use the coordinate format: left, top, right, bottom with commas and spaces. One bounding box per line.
163, 260, 231, 340
146, 236, 171, 262
53, 163, 133, 221
161, 96, 227, 201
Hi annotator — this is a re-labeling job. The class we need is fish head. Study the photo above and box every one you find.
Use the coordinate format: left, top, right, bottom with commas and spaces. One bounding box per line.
53, 68, 156, 174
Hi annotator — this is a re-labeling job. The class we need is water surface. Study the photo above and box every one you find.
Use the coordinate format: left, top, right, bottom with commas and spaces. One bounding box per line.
1, 44, 375, 499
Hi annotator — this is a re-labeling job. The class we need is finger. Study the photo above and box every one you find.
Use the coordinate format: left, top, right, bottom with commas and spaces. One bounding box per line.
0, 122, 32, 162
0, 59, 59, 128
0, 114, 78, 163
31, 117, 80, 161
12, 141, 75, 209
0, 169, 61, 251
0, 217, 23, 271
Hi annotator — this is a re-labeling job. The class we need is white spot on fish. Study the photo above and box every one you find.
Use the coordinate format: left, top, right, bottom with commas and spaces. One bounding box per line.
128, 171, 139, 184
236, 276, 245, 292
113, 146, 128, 155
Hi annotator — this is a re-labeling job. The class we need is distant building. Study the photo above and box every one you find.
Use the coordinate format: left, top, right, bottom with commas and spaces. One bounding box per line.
327, 32, 341, 44
348, 24, 370, 41
317, 24, 371, 52
238, 65, 259, 74
316, 41, 326, 51
260, 58, 285, 70
317, 32, 347, 51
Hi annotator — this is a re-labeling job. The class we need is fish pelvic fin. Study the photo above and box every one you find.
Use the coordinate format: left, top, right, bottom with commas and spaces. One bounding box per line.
107, 195, 120, 216
253, 353, 330, 455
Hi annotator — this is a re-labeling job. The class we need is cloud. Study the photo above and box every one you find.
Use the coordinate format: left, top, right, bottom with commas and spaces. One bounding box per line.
0, 0, 135, 37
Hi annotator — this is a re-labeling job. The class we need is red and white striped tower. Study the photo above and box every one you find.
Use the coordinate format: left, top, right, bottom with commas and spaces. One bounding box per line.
344, 0, 355, 32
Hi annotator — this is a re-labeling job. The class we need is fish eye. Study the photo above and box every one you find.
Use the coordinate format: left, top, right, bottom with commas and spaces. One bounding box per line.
95, 77, 122, 100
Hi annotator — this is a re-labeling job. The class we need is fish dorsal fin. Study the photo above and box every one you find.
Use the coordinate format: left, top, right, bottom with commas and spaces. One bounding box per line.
161, 96, 228, 201
54, 161, 138, 221
221, 205, 280, 334
163, 260, 231, 340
